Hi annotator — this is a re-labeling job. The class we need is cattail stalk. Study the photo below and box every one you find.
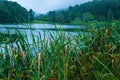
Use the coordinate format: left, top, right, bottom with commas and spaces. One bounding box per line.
38, 53, 41, 78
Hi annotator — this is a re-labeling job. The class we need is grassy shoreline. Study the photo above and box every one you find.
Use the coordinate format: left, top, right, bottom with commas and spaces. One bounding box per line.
0, 21, 120, 80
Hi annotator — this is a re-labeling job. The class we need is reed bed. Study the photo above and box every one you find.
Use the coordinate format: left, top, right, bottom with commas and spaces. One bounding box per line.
0, 21, 120, 80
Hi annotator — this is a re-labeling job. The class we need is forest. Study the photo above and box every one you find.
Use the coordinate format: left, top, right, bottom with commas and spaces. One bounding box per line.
37, 0, 120, 24
1, 0, 120, 24
0, 0, 34, 23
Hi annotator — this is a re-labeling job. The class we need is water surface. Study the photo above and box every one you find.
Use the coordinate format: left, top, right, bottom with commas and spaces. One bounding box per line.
0, 23, 86, 39
0, 23, 87, 55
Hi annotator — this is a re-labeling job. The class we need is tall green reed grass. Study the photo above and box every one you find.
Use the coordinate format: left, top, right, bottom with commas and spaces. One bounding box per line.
0, 21, 120, 80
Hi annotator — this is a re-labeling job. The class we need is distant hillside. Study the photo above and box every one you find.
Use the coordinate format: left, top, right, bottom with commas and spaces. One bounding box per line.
37, 0, 120, 24
0, 1, 28, 23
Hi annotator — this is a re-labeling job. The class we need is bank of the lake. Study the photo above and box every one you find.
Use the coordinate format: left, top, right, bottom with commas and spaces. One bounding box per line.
0, 21, 120, 80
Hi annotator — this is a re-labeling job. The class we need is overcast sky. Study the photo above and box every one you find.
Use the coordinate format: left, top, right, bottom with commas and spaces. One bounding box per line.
10, 0, 92, 14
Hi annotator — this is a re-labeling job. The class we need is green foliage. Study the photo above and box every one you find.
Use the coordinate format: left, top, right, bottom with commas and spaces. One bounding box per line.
0, 32, 17, 43
84, 21, 120, 53
28, 9, 35, 22
0, 1, 28, 23
0, 21, 120, 79
36, 0, 120, 24
71, 17, 82, 25
82, 12, 95, 21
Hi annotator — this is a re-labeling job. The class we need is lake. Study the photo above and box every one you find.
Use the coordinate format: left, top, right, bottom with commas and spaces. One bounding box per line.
0, 23, 86, 32
0, 23, 86, 41
0, 23, 87, 55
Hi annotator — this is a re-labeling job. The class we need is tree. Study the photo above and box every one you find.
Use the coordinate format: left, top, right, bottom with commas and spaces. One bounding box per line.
35, 0, 120, 23
0, 1, 28, 23
28, 9, 35, 21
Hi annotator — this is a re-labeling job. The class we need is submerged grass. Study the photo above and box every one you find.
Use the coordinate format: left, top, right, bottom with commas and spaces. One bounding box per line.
0, 21, 120, 80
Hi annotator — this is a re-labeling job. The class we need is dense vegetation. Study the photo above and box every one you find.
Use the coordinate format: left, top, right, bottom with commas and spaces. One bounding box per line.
0, 32, 24, 43
0, 0, 34, 23
36, 0, 120, 24
0, 0, 120, 79
0, 21, 120, 79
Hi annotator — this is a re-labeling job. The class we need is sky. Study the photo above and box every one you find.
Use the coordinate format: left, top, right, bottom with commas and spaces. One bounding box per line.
10, 0, 92, 14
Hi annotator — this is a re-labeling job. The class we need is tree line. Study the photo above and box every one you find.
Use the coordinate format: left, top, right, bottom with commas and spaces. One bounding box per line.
1, 0, 120, 24
36, 0, 120, 24
0, 0, 35, 23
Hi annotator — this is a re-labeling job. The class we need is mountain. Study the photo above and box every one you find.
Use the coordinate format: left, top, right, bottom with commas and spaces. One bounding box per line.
37, 0, 120, 24
0, 0, 28, 23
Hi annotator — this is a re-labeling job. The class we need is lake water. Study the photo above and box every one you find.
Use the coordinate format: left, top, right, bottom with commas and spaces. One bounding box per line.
0, 23, 87, 55
0, 23, 86, 40
0, 23, 86, 32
